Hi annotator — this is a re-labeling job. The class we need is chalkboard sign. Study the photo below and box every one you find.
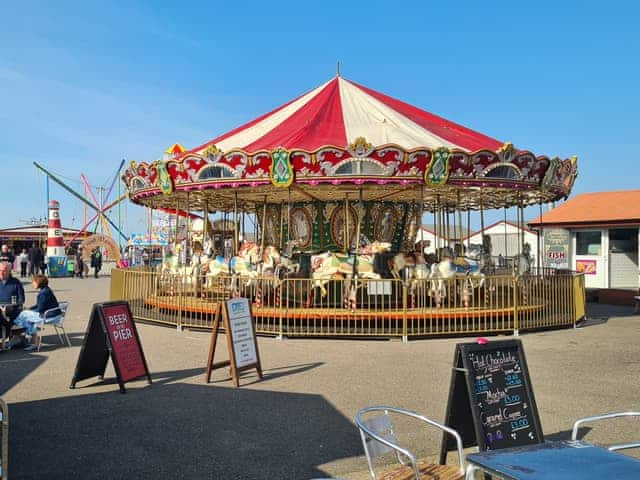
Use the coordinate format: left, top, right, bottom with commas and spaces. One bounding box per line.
439, 339, 543, 463
70, 301, 151, 394
204, 298, 262, 387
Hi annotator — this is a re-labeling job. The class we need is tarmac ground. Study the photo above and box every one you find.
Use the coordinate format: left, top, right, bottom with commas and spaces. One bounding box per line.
1, 275, 639, 479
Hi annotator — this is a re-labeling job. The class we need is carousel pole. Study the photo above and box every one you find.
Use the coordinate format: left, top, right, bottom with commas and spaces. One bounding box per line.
261, 196, 267, 253
434, 195, 440, 261
537, 202, 543, 271
279, 201, 285, 250
466, 209, 471, 252
504, 207, 508, 259
186, 192, 191, 262
419, 187, 424, 252
480, 194, 485, 256
344, 194, 349, 253
234, 192, 238, 254
288, 188, 292, 245
457, 191, 463, 255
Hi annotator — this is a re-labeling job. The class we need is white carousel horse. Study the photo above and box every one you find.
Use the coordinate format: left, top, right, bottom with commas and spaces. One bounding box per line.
310, 251, 382, 297
513, 243, 533, 276
429, 248, 486, 307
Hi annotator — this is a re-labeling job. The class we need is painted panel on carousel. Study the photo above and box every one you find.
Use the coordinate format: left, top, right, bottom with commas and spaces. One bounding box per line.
289, 207, 313, 248
326, 204, 359, 250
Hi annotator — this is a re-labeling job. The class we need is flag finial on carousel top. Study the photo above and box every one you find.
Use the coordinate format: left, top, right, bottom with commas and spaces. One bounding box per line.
336, 60, 341, 77
164, 143, 186, 159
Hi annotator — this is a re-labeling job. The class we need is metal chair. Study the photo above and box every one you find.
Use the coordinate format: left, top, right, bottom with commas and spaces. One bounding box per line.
37, 301, 71, 351
571, 411, 640, 452
355, 406, 465, 480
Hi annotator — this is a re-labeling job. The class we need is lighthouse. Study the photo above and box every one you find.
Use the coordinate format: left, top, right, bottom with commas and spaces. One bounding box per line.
46, 200, 68, 276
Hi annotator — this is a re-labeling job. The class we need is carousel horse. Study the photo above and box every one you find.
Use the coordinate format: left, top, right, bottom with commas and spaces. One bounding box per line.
429, 248, 486, 308
513, 243, 533, 276
310, 251, 383, 298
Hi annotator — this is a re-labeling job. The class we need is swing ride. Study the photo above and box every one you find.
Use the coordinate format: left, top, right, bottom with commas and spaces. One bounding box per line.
115, 76, 585, 339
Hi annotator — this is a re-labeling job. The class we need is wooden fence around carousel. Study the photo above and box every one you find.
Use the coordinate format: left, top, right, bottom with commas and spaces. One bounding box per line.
110, 267, 586, 340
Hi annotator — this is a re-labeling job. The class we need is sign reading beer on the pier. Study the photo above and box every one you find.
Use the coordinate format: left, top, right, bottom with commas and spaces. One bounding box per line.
70, 301, 151, 394
440, 339, 543, 463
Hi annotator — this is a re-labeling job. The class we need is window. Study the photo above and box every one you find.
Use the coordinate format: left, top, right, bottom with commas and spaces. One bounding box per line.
335, 160, 384, 176
609, 228, 638, 253
576, 231, 601, 255
198, 165, 234, 179
485, 164, 520, 179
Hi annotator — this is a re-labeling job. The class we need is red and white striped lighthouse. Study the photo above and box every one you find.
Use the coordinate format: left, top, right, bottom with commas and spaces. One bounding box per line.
47, 200, 65, 258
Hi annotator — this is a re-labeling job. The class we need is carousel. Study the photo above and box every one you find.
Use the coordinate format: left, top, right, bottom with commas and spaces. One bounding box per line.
115, 75, 584, 339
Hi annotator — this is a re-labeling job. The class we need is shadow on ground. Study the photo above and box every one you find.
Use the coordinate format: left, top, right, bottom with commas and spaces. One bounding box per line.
8, 367, 361, 479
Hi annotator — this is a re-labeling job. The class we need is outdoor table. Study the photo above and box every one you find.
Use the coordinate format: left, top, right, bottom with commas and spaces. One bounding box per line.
465, 440, 640, 479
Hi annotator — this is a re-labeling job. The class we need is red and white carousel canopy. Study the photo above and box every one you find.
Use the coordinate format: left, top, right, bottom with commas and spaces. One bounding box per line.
123, 76, 577, 211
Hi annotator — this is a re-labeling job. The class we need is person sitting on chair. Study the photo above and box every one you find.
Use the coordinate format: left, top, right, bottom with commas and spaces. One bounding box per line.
0, 261, 25, 330
12, 275, 60, 351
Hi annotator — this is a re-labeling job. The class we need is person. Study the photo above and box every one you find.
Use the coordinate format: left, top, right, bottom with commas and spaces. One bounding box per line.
0, 244, 14, 269
28, 243, 43, 276
75, 248, 84, 278
12, 275, 60, 351
141, 248, 150, 267
0, 261, 25, 337
90, 248, 102, 278
18, 248, 29, 278
41, 254, 48, 275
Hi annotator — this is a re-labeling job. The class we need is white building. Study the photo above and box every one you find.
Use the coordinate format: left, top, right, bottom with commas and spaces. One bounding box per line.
465, 220, 539, 261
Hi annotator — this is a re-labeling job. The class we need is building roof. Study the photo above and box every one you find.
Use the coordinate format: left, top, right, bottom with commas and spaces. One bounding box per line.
529, 190, 640, 228
0, 225, 91, 238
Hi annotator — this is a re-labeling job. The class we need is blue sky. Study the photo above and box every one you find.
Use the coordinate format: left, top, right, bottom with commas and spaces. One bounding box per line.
2, 1, 639, 237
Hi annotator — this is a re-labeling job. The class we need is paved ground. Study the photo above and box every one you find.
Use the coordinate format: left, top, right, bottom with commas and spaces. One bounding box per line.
1, 275, 639, 479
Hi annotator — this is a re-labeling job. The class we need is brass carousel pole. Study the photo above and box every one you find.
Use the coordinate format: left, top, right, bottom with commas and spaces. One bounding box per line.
434, 195, 440, 260
186, 192, 191, 262
261, 195, 267, 253
480, 194, 485, 256
504, 207, 508, 259
174, 197, 180, 259
457, 191, 463, 255
279, 200, 285, 250
344, 194, 349, 253
288, 188, 292, 245
233, 192, 238, 254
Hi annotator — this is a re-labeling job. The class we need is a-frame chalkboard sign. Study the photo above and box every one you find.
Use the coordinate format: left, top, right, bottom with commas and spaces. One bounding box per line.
70, 301, 152, 394
439, 339, 543, 464
204, 298, 263, 387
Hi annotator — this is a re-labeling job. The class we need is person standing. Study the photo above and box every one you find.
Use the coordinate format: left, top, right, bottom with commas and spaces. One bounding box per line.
18, 249, 28, 278
75, 249, 85, 278
90, 248, 102, 278
28, 243, 43, 276
0, 245, 15, 270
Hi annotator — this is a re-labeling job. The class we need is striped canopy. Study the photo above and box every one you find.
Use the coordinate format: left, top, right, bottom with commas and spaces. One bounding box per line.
188, 76, 503, 155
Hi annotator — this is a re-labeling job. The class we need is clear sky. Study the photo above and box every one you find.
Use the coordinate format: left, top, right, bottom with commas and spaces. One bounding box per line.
2, 1, 639, 237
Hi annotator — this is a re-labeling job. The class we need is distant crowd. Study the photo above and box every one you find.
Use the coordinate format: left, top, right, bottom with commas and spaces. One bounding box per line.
0, 243, 48, 278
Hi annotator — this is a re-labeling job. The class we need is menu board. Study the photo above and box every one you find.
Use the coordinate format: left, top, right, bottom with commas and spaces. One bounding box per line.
440, 339, 543, 462
226, 298, 258, 369
204, 298, 263, 387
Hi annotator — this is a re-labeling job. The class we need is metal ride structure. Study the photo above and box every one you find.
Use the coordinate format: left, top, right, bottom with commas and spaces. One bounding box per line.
114, 76, 585, 340
34, 160, 127, 264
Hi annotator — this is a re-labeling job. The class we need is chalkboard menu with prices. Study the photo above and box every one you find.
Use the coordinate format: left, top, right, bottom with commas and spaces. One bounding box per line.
440, 339, 543, 463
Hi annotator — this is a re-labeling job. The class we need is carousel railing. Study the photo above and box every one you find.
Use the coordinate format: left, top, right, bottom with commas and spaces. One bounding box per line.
110, 267, 586, 339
